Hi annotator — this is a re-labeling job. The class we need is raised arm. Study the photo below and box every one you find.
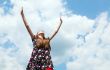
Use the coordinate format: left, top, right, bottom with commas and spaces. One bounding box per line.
21, 8, 34, 39
49, 18, 63, 40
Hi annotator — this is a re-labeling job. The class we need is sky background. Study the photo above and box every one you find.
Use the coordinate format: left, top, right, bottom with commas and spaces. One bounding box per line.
0, 0, 110, 70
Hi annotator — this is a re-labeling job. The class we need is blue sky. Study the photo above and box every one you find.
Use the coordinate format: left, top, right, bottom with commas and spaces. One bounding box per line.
0, 0, 13, 14
0, 0, 110, 18
65, 0, 110, 18
0, 0, 110, 70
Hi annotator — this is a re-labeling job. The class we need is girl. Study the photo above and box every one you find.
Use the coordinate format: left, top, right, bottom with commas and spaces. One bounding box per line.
21, 8, 63, 70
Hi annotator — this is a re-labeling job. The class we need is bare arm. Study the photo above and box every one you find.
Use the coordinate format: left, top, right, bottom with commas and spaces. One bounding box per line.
21, 8, 34, 39
49, 18, 63, 40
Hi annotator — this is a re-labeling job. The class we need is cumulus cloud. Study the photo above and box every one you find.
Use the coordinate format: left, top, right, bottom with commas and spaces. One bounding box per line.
66, 12, 110, 70
0, 0, 110, 70
0, 0, 66, 69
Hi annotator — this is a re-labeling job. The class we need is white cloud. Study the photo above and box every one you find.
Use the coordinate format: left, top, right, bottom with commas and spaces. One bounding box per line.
66, 12, 110, 70
0, 0, 65, 70
0, 0, 110, 70
0, 8, 4, 14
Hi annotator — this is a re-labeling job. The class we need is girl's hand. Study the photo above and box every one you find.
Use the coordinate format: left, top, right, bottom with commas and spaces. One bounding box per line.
60, 17, 63, 23
21, 7, 23, 15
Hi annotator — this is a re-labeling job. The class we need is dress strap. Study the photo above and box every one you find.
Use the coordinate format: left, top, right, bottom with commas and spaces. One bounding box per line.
32, 35, 37, 47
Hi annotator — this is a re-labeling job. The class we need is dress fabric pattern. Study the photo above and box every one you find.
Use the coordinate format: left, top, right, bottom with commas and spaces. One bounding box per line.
26, 38, 54, 70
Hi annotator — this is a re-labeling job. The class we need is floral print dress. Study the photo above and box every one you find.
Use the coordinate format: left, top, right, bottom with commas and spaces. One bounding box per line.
26, 38, 54, 70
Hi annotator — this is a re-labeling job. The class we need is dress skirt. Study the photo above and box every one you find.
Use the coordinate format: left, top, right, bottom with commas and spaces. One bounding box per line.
26, 47, 54, 70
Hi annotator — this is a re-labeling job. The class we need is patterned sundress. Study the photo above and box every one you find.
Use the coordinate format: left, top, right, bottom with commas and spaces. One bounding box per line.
26, 37, 54, 70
